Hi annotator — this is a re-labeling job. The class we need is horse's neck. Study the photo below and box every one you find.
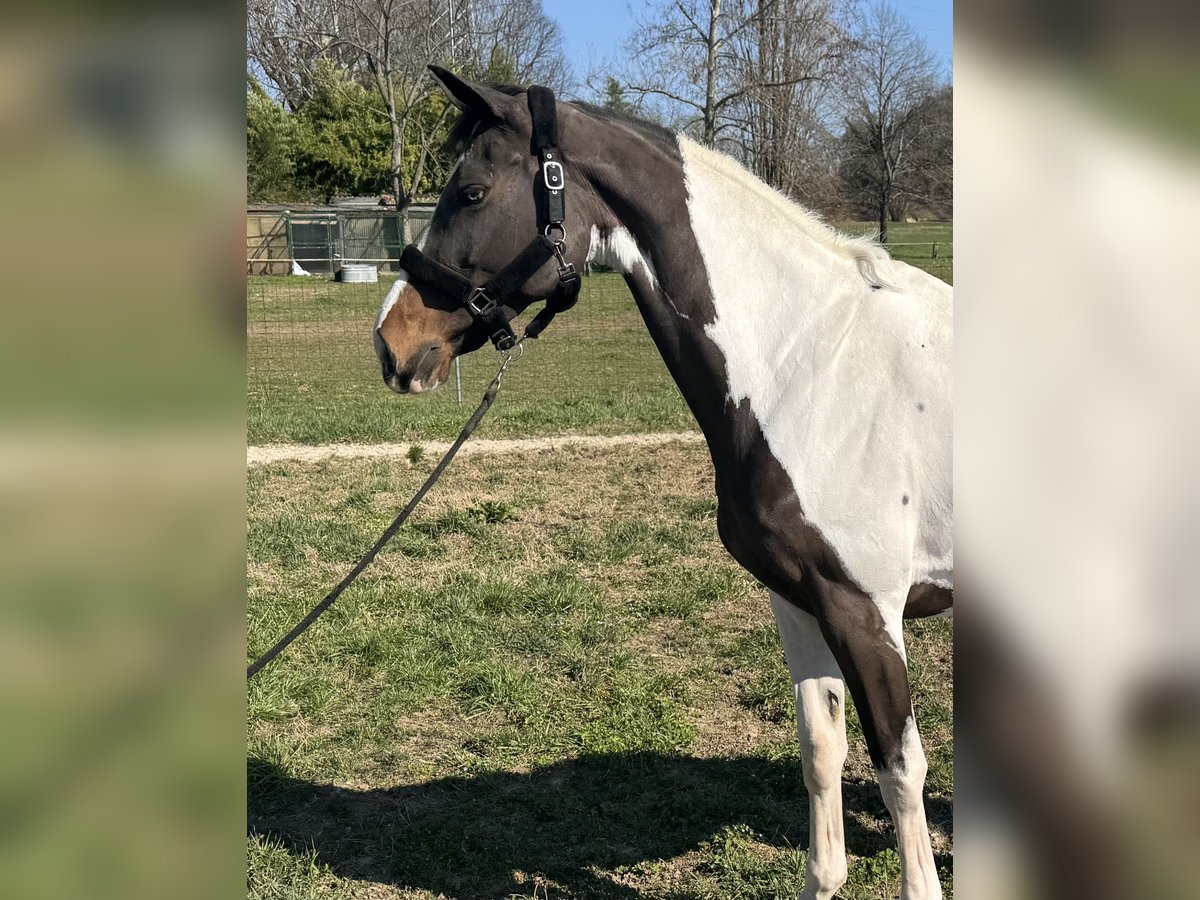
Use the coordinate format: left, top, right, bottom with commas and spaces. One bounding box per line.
581, 133, 855, 451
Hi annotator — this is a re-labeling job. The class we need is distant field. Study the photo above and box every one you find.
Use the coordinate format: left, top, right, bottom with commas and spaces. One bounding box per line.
248, 272, 694, 444
836, 220, 953, 284
247, 222, 951, 445
247, 442, 953, 899
835, 220, 953, 246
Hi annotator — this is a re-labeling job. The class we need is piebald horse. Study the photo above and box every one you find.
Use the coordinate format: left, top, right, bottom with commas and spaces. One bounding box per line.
374, 69, 952, 900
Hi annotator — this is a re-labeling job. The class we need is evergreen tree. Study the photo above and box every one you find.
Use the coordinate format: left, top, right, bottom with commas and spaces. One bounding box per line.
292, 59, 391, 201
247, 80, 303, 202
602, 77, 634, 115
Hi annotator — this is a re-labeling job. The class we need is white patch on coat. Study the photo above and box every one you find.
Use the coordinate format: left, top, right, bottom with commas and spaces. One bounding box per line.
587, 225, 660, 289
881, 600, 908, 663
374, 272, 408, 331
678, 136, 953, 599
373, 231, 429, 367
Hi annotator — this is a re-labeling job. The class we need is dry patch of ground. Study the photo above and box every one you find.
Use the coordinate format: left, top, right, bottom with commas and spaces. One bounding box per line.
247, 431, 705, 466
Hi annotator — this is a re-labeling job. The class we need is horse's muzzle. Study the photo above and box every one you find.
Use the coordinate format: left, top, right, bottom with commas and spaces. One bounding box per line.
382, 339, 444, 394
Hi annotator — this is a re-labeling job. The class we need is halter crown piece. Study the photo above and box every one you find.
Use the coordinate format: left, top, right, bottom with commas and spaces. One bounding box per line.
397, 85, 582, 351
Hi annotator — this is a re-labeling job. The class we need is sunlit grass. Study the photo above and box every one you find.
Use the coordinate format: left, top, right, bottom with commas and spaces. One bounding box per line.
247, 443, 953, 897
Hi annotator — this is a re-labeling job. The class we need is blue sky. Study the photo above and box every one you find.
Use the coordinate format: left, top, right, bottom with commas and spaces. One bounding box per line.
542, 0, 953, 89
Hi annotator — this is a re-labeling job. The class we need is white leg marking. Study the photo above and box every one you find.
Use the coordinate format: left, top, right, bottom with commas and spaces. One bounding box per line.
770, 592, 848, 900
876, 611, 942, 900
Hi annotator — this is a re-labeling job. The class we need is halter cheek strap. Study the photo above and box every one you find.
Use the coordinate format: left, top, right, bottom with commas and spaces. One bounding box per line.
397, 85, 582, 352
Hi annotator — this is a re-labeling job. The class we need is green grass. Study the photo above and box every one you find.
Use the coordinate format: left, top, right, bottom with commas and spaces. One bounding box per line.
837, 220, 954, 286
249, 272, 696, 444
247, 443, 953, 898
248, 223, 951, 445
835, 220, 953, 246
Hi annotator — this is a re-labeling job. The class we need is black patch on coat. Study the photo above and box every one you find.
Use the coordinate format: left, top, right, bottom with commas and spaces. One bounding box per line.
904, 582, 954, 618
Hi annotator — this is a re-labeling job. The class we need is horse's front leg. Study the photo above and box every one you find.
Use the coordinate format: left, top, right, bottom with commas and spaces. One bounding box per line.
814, 582, 942, 900
770, 592, 849, 900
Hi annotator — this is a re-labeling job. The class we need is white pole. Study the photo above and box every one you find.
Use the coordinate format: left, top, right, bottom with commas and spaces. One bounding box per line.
455, 356, 463, 404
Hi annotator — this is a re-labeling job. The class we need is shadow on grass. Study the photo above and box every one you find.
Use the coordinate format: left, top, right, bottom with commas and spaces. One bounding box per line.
248, 752, 951, 899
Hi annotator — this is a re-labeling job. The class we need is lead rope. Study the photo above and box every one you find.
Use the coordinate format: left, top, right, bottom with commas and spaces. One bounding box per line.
246, 344, 524, 680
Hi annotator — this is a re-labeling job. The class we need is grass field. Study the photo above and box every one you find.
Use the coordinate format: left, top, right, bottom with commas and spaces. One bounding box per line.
248, 222, 951, 446
247, 442, 953, 898
249, 273, 694, 445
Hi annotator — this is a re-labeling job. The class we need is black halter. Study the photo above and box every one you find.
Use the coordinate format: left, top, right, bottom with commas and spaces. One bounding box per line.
397, 85, 582, 351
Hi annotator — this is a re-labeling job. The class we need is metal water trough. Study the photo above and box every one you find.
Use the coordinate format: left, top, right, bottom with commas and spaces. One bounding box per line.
339, 264, 378, 283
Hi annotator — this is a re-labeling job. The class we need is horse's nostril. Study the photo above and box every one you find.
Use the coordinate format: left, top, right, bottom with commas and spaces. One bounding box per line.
376, 329, 398, 378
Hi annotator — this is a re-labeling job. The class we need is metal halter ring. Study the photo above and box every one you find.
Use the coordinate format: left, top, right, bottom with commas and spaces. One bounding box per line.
543, 222, 566, 241
498, 338, 525, 374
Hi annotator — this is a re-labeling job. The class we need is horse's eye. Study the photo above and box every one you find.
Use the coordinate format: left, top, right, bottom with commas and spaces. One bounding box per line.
462, 186, 486, 205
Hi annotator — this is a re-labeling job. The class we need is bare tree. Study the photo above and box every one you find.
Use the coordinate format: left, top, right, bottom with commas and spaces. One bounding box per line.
839, 1, 940, 242
248, 0, 356, 110
247, 0, 466, 235
468, 0, 572, 91
616, 0, 854, 205
727, 0, 854, 200
890, 84, 952, 221
617, 0, 740, 147
246, 0, 571, 237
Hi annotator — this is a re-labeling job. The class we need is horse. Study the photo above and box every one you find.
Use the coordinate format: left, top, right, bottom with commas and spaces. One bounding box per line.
373, 67, 953, 900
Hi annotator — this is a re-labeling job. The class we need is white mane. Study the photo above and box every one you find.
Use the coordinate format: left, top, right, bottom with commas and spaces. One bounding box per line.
677, 135, 893, 289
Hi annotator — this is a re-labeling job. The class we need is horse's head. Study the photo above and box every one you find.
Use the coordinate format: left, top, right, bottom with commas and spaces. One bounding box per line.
374, 68, 594, 394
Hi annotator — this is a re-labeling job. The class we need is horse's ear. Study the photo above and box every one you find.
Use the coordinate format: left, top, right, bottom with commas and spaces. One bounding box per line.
427, 66, 518, 121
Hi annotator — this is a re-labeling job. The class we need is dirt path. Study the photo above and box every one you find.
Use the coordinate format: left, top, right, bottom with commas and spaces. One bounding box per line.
247, 431, 705, 466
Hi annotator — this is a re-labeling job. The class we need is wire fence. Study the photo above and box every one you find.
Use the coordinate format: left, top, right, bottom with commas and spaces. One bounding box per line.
885, 242, 954, 285
247, 207, 436, 276
247, 236, 951, 445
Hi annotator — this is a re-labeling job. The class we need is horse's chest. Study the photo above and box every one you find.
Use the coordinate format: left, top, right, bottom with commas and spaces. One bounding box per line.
711, 453, 851, 603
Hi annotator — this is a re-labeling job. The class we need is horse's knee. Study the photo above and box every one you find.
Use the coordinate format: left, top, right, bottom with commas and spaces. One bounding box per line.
796, 681, 848, 793
799, 725, 848, 794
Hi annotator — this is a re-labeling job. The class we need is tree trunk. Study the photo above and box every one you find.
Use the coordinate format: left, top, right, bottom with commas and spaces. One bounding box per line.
397, 195, 412, 247
387, 109, 410, 244
703, 0, 721, 146
878, 201, 888, 245
400, 102, 449, 247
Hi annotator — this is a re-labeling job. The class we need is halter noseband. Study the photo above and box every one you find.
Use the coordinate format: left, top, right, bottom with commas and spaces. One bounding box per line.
397, 85, 582, 351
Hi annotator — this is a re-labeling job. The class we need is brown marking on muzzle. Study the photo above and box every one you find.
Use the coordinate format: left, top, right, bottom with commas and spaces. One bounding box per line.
375, 282, 461, 394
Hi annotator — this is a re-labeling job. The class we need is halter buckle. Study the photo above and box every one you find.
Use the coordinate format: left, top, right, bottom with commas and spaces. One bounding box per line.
466, 287, 496, 316
557, 261, 579, 291
542, 160, 565, 191
492, 330, 516, 351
